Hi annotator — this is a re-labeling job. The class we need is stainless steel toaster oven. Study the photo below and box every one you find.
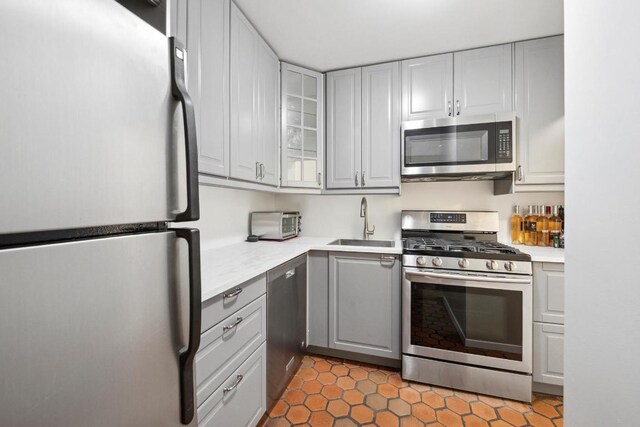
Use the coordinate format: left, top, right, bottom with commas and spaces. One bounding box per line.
250, 211, 301, 241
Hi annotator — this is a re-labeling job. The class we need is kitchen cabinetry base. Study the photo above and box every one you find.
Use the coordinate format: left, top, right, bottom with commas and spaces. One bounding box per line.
306, 346, 401, 369
532, 382, 563, 396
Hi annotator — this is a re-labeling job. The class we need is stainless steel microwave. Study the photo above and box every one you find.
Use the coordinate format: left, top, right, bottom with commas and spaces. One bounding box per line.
401, 113, 516, 181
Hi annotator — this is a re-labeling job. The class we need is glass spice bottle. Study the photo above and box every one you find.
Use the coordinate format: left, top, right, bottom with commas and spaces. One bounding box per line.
537, 205, 549, 246
511, 205, 524, 244
549, 205, 563, 248
524, 205, 538, 246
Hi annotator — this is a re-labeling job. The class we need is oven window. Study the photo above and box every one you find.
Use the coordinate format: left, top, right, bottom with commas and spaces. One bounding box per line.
411, 282, 523, 361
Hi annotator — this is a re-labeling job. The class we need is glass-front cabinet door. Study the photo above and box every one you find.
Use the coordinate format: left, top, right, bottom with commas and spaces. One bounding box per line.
281, 63, 324, 188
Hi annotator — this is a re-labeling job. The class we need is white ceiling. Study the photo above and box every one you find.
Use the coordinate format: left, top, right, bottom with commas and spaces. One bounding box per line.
234, 0, 564, 72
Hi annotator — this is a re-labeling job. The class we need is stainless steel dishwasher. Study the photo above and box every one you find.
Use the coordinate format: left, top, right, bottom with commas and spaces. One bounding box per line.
266, 254, 307, 411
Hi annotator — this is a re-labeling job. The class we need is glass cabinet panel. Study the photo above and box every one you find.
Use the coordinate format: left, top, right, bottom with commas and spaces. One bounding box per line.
281, 63, 324, 188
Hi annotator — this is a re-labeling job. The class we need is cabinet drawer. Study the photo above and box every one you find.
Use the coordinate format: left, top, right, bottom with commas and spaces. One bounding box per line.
533, 262, 565, 324
202, 273, 266, 333
533, 322, 564, 386
196, 295, 266, 406
198, 343, 267, 427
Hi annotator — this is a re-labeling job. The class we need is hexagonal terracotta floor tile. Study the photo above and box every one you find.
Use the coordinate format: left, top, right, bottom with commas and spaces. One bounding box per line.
375, 410, 400, 427
350, 404, 374, 424
268, 400, 288, 418
298, 367, 319, 381
436, 408, 463, 427
431, 386, 455, 397
478, 395, 505, 408
454, 390, 478, 402
409, 382, 431, 393
317, 372, 337, 385
320, 384, 342, 400
398, 387, 421, 404
368, 370, 388, 384
388, 398, 411, 416
525, 412, 555, 427
533, 400, 561, 418
331, 364, 349, 377
421, 391, 445, 408
378, 383, 399, 399
288, 376, 303, 390
302, 379, 323, 394
462, 414, 490, 427
470, 401, 497, 421
356, 379, 377, 394
334, 418, 357, 427
349, 368, 368, 381
286, 405, 311, 424
490, 421, 513, 427
388, 374, 409, 388
343, 389, 365, 405
283, 389, 306, 406
336, 376, 356, 390
309, 410, 334, 426
305, 394, 328, 412
445, 396, 471, 415
497, 407, 527, 426
505, 399, 531, 412
411, 402, 436, 423
365, 393, 388, 411
327, 399, 350, 418
314, 360, 332, 373
399, 415, 425, 427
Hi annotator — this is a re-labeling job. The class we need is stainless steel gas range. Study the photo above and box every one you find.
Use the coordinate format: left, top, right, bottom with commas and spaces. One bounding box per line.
401, 210, 533, 402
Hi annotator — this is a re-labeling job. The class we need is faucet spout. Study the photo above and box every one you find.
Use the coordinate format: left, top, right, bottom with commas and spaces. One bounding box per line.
360, 197, 375, 240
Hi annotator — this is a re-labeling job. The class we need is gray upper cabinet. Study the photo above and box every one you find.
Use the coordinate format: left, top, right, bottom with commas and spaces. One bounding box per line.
229, 3, 279, 186
326, 68, 362, 189
326, 64, 400, 190
401, 53, 454, 121
453, 44, 513, 116
184, 0, 229, 177
515, 36, 565, 186
362, 62, 401, 188
328, 252, 401, 359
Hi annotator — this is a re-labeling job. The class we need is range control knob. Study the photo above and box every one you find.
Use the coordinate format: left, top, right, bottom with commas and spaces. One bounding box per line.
458, 259, 469, 268
505, 261, 516, 271
432, 257, 443, 267
486, 260, 498, 270
416, 256, 427, 266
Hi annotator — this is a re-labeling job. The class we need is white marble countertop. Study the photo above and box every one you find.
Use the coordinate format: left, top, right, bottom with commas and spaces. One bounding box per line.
512, 245, 565, 263
200, 236, 402, 302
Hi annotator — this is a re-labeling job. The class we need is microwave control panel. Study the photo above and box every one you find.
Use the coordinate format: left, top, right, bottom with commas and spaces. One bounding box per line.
496, 121, 513, 162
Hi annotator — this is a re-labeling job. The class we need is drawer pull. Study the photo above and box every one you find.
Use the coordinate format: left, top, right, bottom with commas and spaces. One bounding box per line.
223, 287, 243, 299
285, 269, 295, 279
223, 316, 243, 332
381, 255, 396, 265
223, 374, 243, 394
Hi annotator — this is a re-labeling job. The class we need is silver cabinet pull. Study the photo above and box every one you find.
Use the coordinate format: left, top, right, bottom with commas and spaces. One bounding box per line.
260, 163, 265, 180
223, 316, 243, 332
285, 269, 295, 279
317, 172, 322, 186
355, 172, 359, 187
223, 374, 243, 394
517, 165, 523, 181
255, 162, 260, 180
223, 287, 243, 299
381, 255, 396, 265
447, 101, 452, 116
361, 171, 365, 187
456, 100, 461, 116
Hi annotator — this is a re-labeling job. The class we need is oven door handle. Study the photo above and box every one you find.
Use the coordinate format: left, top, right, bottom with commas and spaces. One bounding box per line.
405, 270, 531, 285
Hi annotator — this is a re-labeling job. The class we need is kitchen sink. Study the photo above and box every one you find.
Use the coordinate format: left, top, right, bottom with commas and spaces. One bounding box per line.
328, 239, 395, 248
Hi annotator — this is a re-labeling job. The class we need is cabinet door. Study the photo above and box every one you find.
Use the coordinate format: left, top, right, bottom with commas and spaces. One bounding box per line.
515, 36, 565, 185
329, 253, 400, 359
401, 53, 454, 120
281, 64, 324, 188
186, 0, 229, 177
326, 68, 362, 189
533, 323, 564, 386
257, 39, 279, 186
229, 3, 259, 182
453, 44, 513, 116
533, 262, 565, 324
362, 62, 401, 188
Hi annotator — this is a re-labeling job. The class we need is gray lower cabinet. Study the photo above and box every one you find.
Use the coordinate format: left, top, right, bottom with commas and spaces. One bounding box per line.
328, 252, 401, 359
532, 261, 565, 389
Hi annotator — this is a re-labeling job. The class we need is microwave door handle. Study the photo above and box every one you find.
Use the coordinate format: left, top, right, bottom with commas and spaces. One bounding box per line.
405, 270, 531, 285
173, 228, 202, 425
170, 37, 200, 222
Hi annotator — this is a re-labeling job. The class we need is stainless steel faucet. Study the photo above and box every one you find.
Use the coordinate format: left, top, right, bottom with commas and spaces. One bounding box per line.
360, 197, 375, 240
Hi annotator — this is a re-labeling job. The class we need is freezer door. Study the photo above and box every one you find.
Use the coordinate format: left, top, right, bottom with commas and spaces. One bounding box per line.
0, 231, 198, 426
0, 0, 196, 234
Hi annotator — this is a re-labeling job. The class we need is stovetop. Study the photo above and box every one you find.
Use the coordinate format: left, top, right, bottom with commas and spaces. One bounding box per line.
403, 237, 522, 255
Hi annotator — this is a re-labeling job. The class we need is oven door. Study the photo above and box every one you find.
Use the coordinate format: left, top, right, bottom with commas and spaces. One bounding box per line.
402, 267, 532, 374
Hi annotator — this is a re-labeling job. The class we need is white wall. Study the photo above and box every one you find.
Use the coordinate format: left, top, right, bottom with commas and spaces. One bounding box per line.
192, 184, 276, 249
275, 182, 563, 243
564, 1, 640, 425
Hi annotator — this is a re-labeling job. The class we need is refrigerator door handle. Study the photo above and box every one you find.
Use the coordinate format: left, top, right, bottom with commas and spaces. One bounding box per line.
170, 37, 200, 222
174, 228, 202, 424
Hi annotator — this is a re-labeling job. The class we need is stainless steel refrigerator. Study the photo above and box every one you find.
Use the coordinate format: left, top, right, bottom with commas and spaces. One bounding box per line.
0, 0, 202, 425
